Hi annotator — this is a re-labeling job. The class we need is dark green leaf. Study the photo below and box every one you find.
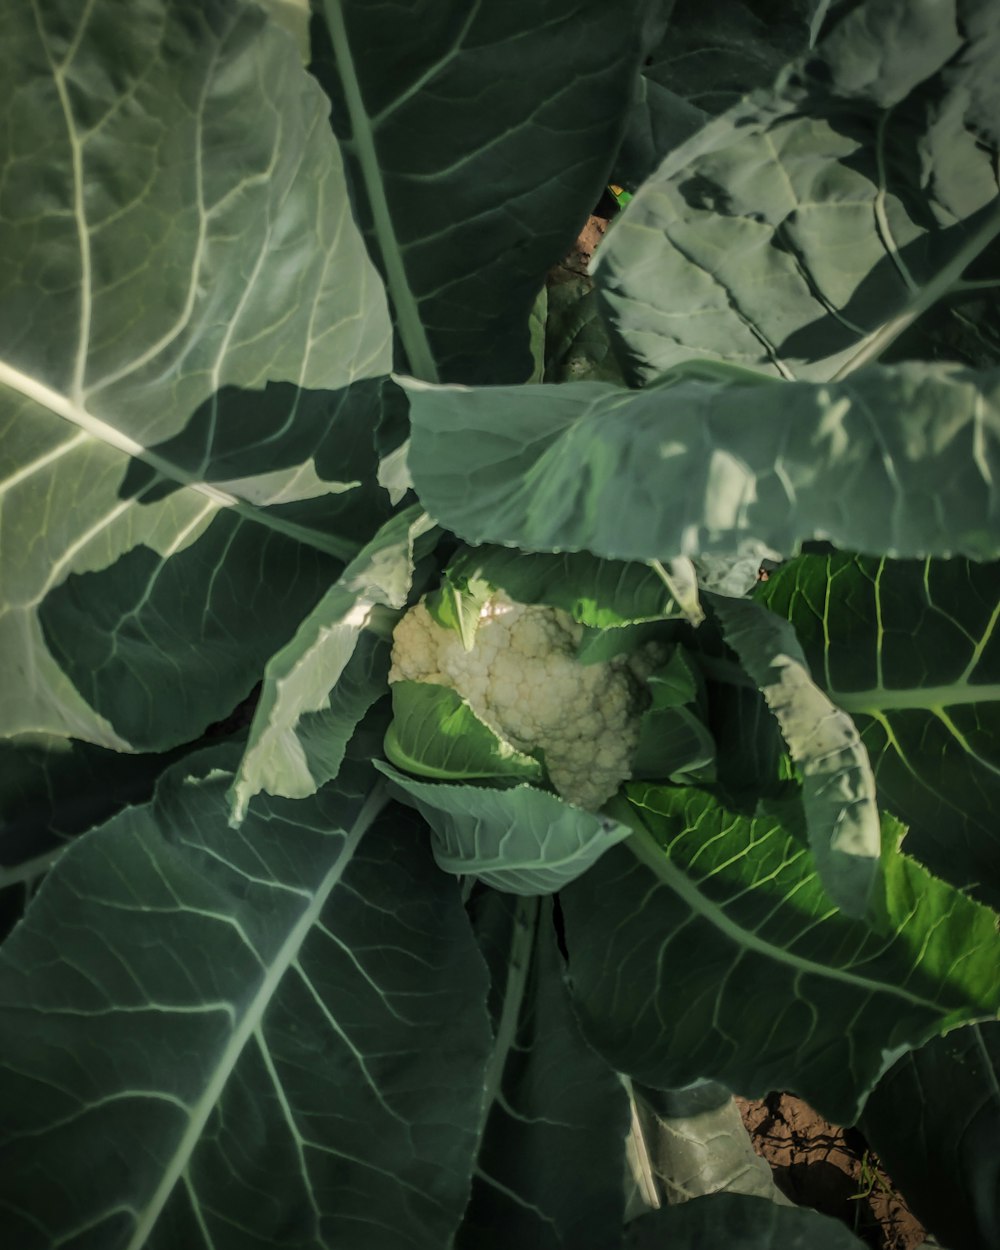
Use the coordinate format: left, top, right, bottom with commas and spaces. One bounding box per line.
625, 1191, 866, 1249
860, 1022, 1000, 1250
311, 0, 649, 383
0, 754, 492, 1249
458, 893, 629, 1250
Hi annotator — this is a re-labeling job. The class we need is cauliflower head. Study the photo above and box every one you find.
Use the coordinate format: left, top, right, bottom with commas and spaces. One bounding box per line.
389, 591, 648, 810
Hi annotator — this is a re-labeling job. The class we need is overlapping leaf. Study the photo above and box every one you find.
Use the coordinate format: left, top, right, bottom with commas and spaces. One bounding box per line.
711, 594, 881, 916
562, 785, 1000, 1123
230, 506, 434, 822
0, 752, 492, 1250
406, 366, 1000, 565
458, 894, 628, 1250
757, 551, 1000, 904
0, 0, 392, 748
310, 0, 649, 383
594, 0, 1000, 384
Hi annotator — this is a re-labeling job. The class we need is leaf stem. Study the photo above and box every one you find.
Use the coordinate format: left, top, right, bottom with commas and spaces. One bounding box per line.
321, 1, 440, 383
478, 897, 537, 1123
830, 202, 1000, 380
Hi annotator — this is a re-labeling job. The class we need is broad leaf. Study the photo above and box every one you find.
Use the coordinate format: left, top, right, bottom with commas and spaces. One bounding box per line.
0, 735, 200, 941
311, 0, 649, 384
0, 0, 392, 748
860, 1022, 1000, 1250
230, 506, 434, 821
594, 0, 1000, 384
756, 551, 1000, 904
376, 762, 631, 895
0, 753, 492, 1250
710, 594, 881, 917
562, 785, 1000, 1123
406, 366, 1000, 564
458, 893, 629, 1250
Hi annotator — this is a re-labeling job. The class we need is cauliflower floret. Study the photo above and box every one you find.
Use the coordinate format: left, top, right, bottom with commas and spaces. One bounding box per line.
389, 591, 649, 810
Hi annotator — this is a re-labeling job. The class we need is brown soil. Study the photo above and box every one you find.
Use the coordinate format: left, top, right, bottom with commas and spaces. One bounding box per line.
737, 1093, 928, 1250
548, 214, 609, 286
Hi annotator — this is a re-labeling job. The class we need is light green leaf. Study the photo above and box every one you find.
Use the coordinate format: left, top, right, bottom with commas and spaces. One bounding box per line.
384, 682, 545, 785
528, 286, 548, 384
0, 754, 493, 1249
230, 506, 433, 822
594, 0, 1000, 384
563, 785, 1000, 1124
444, 545, 693, 628
425, 575, 492, 651
312, 0, 650, 384
406, 366, 1000, 565
757, 552, 1000, 905
630, 1088, 791, 1207
458, 893, 629, 1250
375, 761, 631, 895
710, 594, 881, 917
0, 0, 392, 749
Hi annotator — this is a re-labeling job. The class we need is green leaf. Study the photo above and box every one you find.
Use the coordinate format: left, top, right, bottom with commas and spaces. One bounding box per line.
646, 0, 811, 118
425, 576, 492, 651
0, 755, 492, 1249
406, 366, 1000, 565
375, 761, 631, 895
544, 279, 627, 385
710, 594, 881, 917
633, 651, 717, 783
384, 682, 545, 785
0, 0, 392, 749
562, 785, 1000, 1124
444, 545, 693, 629
458, 894, 629, 1250
860, 1022, 1000, 1250
527, 286, 548, 385
311, 0, 650, 383
230, 506, 434, 821
625, 1192, 867, 1250
756, 552, 1000, 905
629, 1087, 790, 1206
594, 0, 1000, 384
